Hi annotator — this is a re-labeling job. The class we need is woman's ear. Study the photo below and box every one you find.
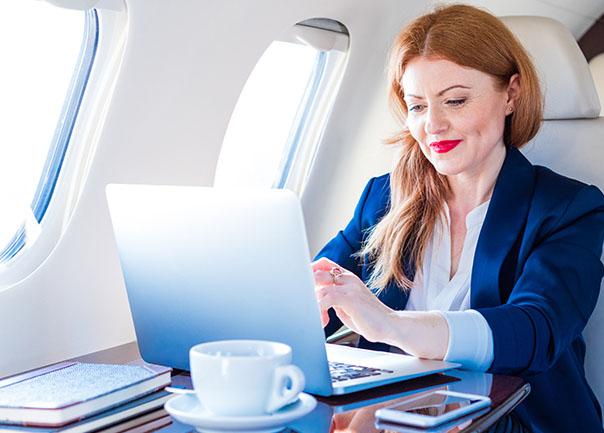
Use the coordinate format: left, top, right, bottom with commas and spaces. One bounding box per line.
506, 73, 521, 112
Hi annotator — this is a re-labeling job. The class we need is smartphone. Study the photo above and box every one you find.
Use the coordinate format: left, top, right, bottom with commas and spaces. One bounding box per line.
375, 407, 490, 432
375, 390, 491, 428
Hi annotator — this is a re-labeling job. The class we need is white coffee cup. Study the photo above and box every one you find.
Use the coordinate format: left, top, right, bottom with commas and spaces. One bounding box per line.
189, 340, 305, 416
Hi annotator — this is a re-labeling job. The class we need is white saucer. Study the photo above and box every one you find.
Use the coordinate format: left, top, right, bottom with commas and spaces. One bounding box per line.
164, 392, 317, 433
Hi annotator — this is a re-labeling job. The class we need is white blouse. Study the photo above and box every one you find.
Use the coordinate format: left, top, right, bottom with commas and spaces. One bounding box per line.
405, 200, 494, 371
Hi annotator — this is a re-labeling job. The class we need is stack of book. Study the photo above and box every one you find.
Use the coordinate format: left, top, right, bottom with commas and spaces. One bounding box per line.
0, 361, 172, 433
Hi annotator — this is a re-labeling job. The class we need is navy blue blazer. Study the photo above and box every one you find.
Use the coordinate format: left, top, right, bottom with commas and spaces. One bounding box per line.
316, 146, 604, 433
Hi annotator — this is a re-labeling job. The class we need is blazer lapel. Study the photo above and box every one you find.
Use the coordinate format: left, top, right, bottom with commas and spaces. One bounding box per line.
379, 280, 410, 310
471, 147, 536, 308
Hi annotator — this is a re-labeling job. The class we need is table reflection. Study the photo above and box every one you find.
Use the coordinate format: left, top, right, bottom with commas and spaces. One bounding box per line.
288, 370, 516, 433
162, 370, 528, 433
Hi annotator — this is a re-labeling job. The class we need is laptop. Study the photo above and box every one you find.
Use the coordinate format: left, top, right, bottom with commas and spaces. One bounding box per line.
105, 184, 459, 396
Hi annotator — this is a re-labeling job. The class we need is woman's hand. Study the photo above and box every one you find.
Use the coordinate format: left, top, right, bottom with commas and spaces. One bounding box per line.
312, 257, 395, 343
330, 406, 379, 433
312, 257, 449, 359
329, 387, 451, 433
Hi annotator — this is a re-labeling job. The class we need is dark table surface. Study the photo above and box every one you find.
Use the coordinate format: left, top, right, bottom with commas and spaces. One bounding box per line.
70, 342, 530, 433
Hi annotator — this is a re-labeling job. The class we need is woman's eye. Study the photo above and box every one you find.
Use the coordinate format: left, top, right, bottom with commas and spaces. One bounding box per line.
446, 98, 466, 107
409, 104, 425, 113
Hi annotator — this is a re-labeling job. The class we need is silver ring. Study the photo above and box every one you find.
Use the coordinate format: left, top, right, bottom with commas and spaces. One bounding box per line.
329, 267, 343, 284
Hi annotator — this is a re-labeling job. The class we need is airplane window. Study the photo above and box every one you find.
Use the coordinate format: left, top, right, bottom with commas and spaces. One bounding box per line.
0, 3, 98, 263
214, 20, 349, 193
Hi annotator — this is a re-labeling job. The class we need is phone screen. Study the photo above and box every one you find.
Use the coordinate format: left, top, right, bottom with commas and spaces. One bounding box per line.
387, 394, 482, 417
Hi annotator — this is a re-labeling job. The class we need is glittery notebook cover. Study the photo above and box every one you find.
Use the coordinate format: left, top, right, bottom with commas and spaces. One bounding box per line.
0, 362, 170, 410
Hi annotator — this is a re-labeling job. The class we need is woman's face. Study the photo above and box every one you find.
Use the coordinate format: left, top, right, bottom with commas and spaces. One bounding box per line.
401, 56, 518, 179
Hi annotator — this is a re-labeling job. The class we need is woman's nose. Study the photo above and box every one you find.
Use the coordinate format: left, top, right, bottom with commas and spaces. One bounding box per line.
424, 106, 448, 136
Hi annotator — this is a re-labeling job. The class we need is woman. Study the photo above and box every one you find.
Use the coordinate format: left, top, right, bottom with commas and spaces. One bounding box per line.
313, 5, 604, 433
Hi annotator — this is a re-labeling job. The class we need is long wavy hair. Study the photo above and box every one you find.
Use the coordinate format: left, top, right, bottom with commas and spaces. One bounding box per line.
358, 4, 543, 292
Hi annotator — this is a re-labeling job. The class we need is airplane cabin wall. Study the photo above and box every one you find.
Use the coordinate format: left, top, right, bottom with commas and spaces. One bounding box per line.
0, 0, 420, 377
1, 0, 603, 379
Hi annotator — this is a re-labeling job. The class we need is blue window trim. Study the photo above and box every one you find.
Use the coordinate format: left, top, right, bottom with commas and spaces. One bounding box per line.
273, 50, 328, 189
0, 9, 99, 263
0, 228, 26, 264
32, 9, 99, 220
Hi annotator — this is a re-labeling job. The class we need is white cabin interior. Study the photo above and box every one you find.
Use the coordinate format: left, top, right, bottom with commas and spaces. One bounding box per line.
1, 0, 603, 411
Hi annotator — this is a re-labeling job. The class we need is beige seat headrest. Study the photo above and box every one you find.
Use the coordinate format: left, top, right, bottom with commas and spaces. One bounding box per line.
589, 53, 604, 116
500, 16, 601, 120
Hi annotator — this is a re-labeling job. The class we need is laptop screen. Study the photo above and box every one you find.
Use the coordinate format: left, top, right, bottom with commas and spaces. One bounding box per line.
106, 184, 334, 395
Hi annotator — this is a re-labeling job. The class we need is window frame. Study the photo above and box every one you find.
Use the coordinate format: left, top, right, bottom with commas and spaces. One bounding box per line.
0, 9, 99, 263
0, 3, 128, 288
214, 20, 349, 194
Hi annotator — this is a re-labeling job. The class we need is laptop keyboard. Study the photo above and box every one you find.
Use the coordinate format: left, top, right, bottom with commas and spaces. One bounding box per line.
329, 361, 394, 383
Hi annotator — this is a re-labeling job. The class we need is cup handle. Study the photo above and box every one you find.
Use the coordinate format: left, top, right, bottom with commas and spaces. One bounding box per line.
266, 364, 305, 413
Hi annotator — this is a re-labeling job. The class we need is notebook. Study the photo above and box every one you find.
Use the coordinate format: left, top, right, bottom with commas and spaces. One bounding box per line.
0, 362, 171, 427
0, 392, 171, 433
105, 184, 459, 396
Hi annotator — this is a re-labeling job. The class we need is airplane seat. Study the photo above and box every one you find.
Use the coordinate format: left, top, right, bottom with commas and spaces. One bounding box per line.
590, 53, 604, 116
501, 16, 604, 421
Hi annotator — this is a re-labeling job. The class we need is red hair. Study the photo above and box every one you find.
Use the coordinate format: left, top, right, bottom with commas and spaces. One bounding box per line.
359, 4, 543, 291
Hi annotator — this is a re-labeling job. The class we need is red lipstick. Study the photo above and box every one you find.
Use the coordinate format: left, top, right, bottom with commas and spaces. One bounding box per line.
429, 139, 462, 153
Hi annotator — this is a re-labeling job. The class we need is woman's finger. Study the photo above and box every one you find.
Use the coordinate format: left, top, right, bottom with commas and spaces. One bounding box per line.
313, 269, 334, 287
311, 257, 344, 272
313, 269, 356, 287
317, 288, 359, 333
317, 287, 345, 309
334, 307, 359, 334
321, 308, 330, 327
